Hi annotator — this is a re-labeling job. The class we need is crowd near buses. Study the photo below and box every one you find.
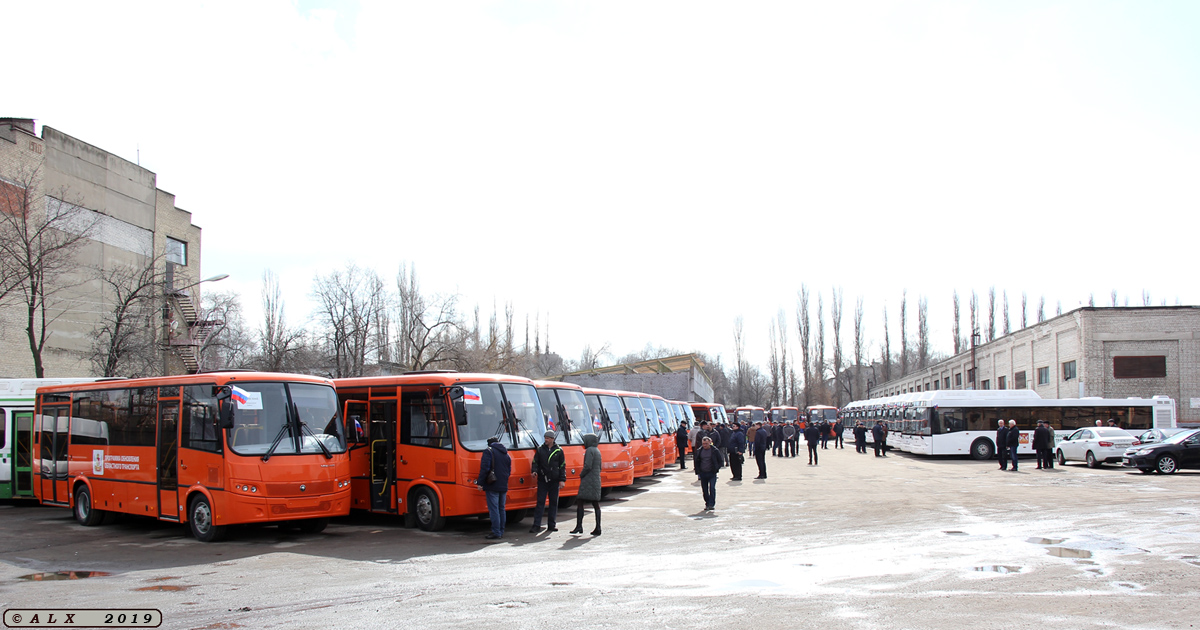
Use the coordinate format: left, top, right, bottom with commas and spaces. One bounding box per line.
0, 372, 1181, 542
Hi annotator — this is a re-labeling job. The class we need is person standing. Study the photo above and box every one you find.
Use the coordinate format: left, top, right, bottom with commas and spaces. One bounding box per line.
853, 421, 868, 453
530, 431, 566, 533
675, 421, 691, 469
694, 436, 726, 511
872, 421, 886, 457
819, 420, 831, 449
996, 419, 1009, 470
1006, 419, 1020, 472
804, 421, 821, 465
746, 422, 758, 452
717, 422, 732, 461
571, 433, 603, 536
753, 422, 769, 479
1032, 420, 1052, 470
1044, 424, 1056, 469
727, 422, 746, 480
781, 421, 796, 458
833, 419, 845, 449
772, 421, 784, 457
477, 436, 512, 540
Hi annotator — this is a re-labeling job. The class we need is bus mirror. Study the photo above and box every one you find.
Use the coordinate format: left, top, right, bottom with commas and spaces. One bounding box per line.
447, 386, 465, 400
219, 400, 235, 429
454, 399, 468, 426
215, 385, 232, 401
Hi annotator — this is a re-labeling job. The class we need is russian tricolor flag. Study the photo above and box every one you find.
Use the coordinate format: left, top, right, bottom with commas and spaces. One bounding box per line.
231, 386, 250, 405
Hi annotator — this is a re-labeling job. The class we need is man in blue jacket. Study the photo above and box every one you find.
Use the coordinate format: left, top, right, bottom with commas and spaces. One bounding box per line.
477, 437, 512, 540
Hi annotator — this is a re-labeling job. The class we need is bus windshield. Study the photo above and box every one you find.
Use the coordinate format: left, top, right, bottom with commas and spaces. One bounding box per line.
639, 399, 661, 436
457, 382, 546, 451
537, 388, 593, 446
587, 394, 632, 444
621, 396, 649, 439
228, 382, 346, 456
653, 399, 675, 432
682, 404, 697, 427
810, 408, 838, 423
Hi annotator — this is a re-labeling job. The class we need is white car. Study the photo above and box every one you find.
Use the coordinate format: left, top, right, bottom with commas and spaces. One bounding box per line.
1057, 428, 1136, 468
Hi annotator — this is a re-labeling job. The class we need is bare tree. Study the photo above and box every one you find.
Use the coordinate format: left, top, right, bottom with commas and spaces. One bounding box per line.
881, 303, 891, 382
312, 264, 386, 377
852, 297, 864, 401
952, 290, 962, 355
733, 316, 747, 404
1056, 300, 1063, 316
89, 255, 164, 377
830, 288, 844, 406
1036, 295, 1046, 323
0, 163, 97, 376
1142, 290, 1151, 306
1021, 292, 1028, 328
969, 290, 979, 346
578, 343, 611, 371
1111, 290, 1118, 307
797, 285, 812, 407
987, 286, 996, 341
395, 264, 459, 371
1088, 293, 1095, 307
197, 290, 254, 372
916, 296, 929, 370
257, 270, 308, 372
1002, 290, 1010, 335
815, 292, 826, 402
777, 310, 790, 406
898, 290, 908, 376
767, 318, 780, 406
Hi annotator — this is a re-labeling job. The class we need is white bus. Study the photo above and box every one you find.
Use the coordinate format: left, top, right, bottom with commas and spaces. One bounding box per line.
841, 390, 1176, 460
0, 378, 103, 499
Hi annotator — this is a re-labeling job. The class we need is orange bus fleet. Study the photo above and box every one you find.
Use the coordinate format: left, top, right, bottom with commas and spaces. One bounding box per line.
34, 372, 350, 542
577, 387, 637, 489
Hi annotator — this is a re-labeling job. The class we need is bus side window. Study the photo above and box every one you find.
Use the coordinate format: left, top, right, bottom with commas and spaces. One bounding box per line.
181, 385, 222, 453
401, 391, 451, 450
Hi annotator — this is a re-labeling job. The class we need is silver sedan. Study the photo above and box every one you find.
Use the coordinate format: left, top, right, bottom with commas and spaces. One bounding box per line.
1057, 428, 1137, 468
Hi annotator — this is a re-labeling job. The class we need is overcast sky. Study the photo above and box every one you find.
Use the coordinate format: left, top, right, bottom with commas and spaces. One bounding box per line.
8, 0, 1200, 373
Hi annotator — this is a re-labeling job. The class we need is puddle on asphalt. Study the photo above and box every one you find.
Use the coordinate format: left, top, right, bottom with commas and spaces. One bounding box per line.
974, 565, 1022, 574
1027, 537, 1065, 545
1046, 547, 1093, 559
549, 582, 572, 586
136, 585, 193, 592
1076, 560, 1097, 565
19, 571, 111, 581
943, 531, 968, 536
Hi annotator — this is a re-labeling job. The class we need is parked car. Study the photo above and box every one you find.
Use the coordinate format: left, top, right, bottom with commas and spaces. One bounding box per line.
1057, 428, 1136, 468
1123, 428, 1200, 474
1129, 428, 1189, 448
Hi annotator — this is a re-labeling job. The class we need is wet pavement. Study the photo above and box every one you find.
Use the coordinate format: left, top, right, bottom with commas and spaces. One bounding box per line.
1, 450, 1198, 629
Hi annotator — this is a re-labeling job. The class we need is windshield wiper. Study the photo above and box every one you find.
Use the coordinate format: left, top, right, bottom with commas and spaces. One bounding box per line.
261, 421, 293, 462
297, 404, 333, 459
505, 401, 539, 448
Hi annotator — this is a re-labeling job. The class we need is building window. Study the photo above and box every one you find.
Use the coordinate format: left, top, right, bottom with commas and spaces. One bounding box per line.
932, 380, 940, 390
943, 377, 950, 389
1037, 366, 1050, 385
925, 382, 931, 391
998, 375, 1007, 390
1113, 356, 1167, 379
1062, 360, 1077, 381
166, 237, 187, 266
981, 379, 990, 390
967, 368, 976, 385
954, 373, 962, 387
1014, 371, 1027, 389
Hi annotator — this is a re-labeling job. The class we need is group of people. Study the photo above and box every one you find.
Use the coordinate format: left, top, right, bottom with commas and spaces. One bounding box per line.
996, 418, 1060, 471
475, 430, 603, 541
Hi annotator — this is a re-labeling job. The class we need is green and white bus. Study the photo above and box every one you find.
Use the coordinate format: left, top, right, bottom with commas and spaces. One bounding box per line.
1, 378, 101, 499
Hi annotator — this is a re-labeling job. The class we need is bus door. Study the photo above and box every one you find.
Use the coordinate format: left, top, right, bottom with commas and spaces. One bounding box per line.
14, 411, 34, 497
157, 401, 181, 520
368, 400, 397, 512
396, 388, 454, 491
37, 405, 70, 504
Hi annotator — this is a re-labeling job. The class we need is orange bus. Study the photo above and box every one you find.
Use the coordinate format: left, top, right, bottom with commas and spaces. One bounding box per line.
668, 400, 697, 457
771, 406, 801, 426
532, 380, 592, 503
625, 392, 666, 470
690, 402, 728, 426
601, 389, 655, 479
335, 372, 547, 531
579, 388, 636, 489
734, 406, 767, 426
33, 372, 350, 542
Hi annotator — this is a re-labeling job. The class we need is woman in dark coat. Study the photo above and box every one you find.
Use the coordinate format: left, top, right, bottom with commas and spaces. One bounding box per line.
572, 433, 603, 536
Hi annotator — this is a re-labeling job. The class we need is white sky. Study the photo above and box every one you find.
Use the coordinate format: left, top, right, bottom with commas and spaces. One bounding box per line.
8, 0, 1200, 371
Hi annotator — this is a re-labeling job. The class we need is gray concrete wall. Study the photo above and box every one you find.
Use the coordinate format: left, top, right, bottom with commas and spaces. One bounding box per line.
563, 372, 712, 402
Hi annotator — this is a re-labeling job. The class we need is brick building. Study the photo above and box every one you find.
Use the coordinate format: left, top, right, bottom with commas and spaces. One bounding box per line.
0, 118, 206, 377
869, 306, 1200, 424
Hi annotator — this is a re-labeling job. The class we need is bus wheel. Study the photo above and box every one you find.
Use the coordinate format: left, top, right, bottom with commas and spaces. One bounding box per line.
1085, 451, 1099, 468
1156, 455, 1178, 474
969, 439, 994, 461
74, 485, 105, 527
600, 487, 612, 498
188, 495, 228, 542
1057, 450, 1066, 466
297, 518, 328, 534
506, 508, 527, 524
411, 487, 446, 532
558, 496, 576, 510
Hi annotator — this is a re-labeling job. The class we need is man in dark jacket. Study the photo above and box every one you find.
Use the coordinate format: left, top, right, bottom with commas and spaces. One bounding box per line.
694, 436, 726, 511
530, 431, 566, 533
1032, 420, 1053, 470
853, 421, 868, 453
996, 419, 1010, 470
727, 422, 746, 480
753, 422, 769, 479
477, 437, 512, 540
832, 420, 845, 449
772, 422, 784, 457
1006, 420, 1021, 472
782, 421, 797, 458
804, 422, 821, 465
872, 421, 887, 457
675, 421, 690, 469
717, 423, 732, 461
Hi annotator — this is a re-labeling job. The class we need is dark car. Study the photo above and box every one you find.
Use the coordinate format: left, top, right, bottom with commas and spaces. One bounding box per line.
1123, 428, 1200, 474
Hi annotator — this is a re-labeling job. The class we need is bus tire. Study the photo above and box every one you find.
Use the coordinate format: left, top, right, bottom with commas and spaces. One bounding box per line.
1057, 450, 1066, 466
1156, 454, 1178, 474
188, 495, 228, 542
601, 487, 612, 498
506, 508, 527, 524
558, 495, 576, 510
410, 487, 446, 532
1085, 451, 1099, 468
969, 438, 994, 461
73, 485, 105, 527
296, 518, 328, 534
